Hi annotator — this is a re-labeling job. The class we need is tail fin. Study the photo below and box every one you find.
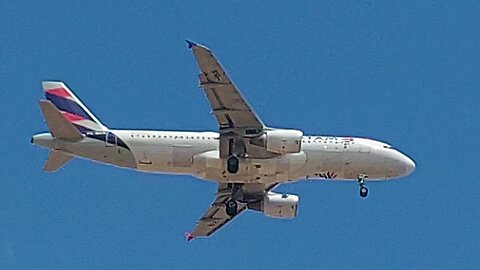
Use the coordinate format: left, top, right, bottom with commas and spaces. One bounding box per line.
42, 81, 107, 133
38, 100, 83, 140
43, 150, 73, 172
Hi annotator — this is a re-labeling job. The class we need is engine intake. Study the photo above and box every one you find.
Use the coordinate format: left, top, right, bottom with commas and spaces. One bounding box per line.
262, 192, 299, 218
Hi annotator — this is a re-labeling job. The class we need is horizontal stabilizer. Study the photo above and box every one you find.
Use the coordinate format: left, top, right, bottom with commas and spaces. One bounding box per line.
44, 150, 73, 172
38, 100, 83, 140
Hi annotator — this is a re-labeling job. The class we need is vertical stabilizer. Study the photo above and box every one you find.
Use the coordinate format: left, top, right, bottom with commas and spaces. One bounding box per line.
38, 100, 83, 140
42, 81, 107, 133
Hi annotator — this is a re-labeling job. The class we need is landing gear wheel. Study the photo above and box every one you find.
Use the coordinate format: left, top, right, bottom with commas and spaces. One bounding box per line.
227, 156, 239, 174
360, 186, 368, 198
357, 174, 368, 198
225, 199, 238, 217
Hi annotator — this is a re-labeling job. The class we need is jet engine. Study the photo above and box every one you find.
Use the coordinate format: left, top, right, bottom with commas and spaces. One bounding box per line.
263, 129, 303, 154
262, 192, 299, 218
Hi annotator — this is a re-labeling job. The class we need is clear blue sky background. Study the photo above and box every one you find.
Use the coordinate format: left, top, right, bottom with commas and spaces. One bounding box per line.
1, 1, 479, 269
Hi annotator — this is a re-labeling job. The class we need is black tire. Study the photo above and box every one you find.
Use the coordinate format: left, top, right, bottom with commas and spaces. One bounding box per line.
360, 186, 368, 198
225, 200, 238, 216
227, 156, 239, 174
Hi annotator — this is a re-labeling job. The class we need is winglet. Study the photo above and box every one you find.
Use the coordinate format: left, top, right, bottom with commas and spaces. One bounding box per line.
186, 39, 197, 49
185, 232, 194, 242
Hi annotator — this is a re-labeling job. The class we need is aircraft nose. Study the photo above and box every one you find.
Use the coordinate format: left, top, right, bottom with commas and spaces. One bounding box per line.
386, 149, 415, 177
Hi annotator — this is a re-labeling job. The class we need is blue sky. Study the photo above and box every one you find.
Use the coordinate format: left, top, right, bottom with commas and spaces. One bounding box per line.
1, 1, 479, 269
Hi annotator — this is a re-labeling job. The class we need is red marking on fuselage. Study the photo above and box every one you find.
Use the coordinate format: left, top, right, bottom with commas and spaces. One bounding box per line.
321, 171, 338, 179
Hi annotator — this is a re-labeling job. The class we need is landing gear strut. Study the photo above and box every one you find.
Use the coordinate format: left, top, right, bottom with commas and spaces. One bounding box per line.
357, 174, 368, 198
225, 183, 243, 217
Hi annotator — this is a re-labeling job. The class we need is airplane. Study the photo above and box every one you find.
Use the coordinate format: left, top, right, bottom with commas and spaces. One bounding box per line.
31, 40, 416, 240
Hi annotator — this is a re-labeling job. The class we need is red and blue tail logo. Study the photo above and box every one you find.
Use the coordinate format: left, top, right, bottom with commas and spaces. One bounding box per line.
43, 81, 106, 133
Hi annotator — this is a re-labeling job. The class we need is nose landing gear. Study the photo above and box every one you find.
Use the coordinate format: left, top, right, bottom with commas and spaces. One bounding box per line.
360, 185, 368, 198
357, 174, 369, 198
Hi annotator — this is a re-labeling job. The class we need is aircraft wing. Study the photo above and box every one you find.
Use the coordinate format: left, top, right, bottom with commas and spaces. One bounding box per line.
187, 183, 277, 240
188, 41, 264, 131
188, 41, 270, 158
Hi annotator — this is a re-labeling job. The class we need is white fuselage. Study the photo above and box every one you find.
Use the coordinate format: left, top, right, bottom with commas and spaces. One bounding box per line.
33, 129, 416, 184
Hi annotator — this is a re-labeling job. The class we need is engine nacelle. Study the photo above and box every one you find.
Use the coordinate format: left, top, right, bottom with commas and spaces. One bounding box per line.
265, 129, 303, 154
262, 192, 299, 219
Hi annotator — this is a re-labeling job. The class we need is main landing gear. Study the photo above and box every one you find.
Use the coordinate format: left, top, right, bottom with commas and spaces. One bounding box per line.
357, 174, 369, 198
225, 183, 243, 217
224, 154, 241, 216
225, 199, 238, 216
227, 156, 239, 174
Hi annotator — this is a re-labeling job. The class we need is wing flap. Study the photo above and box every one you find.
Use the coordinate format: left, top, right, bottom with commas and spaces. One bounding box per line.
189, 42, 264, 131
188, 183, 278, 239
189, 190, 246, 238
